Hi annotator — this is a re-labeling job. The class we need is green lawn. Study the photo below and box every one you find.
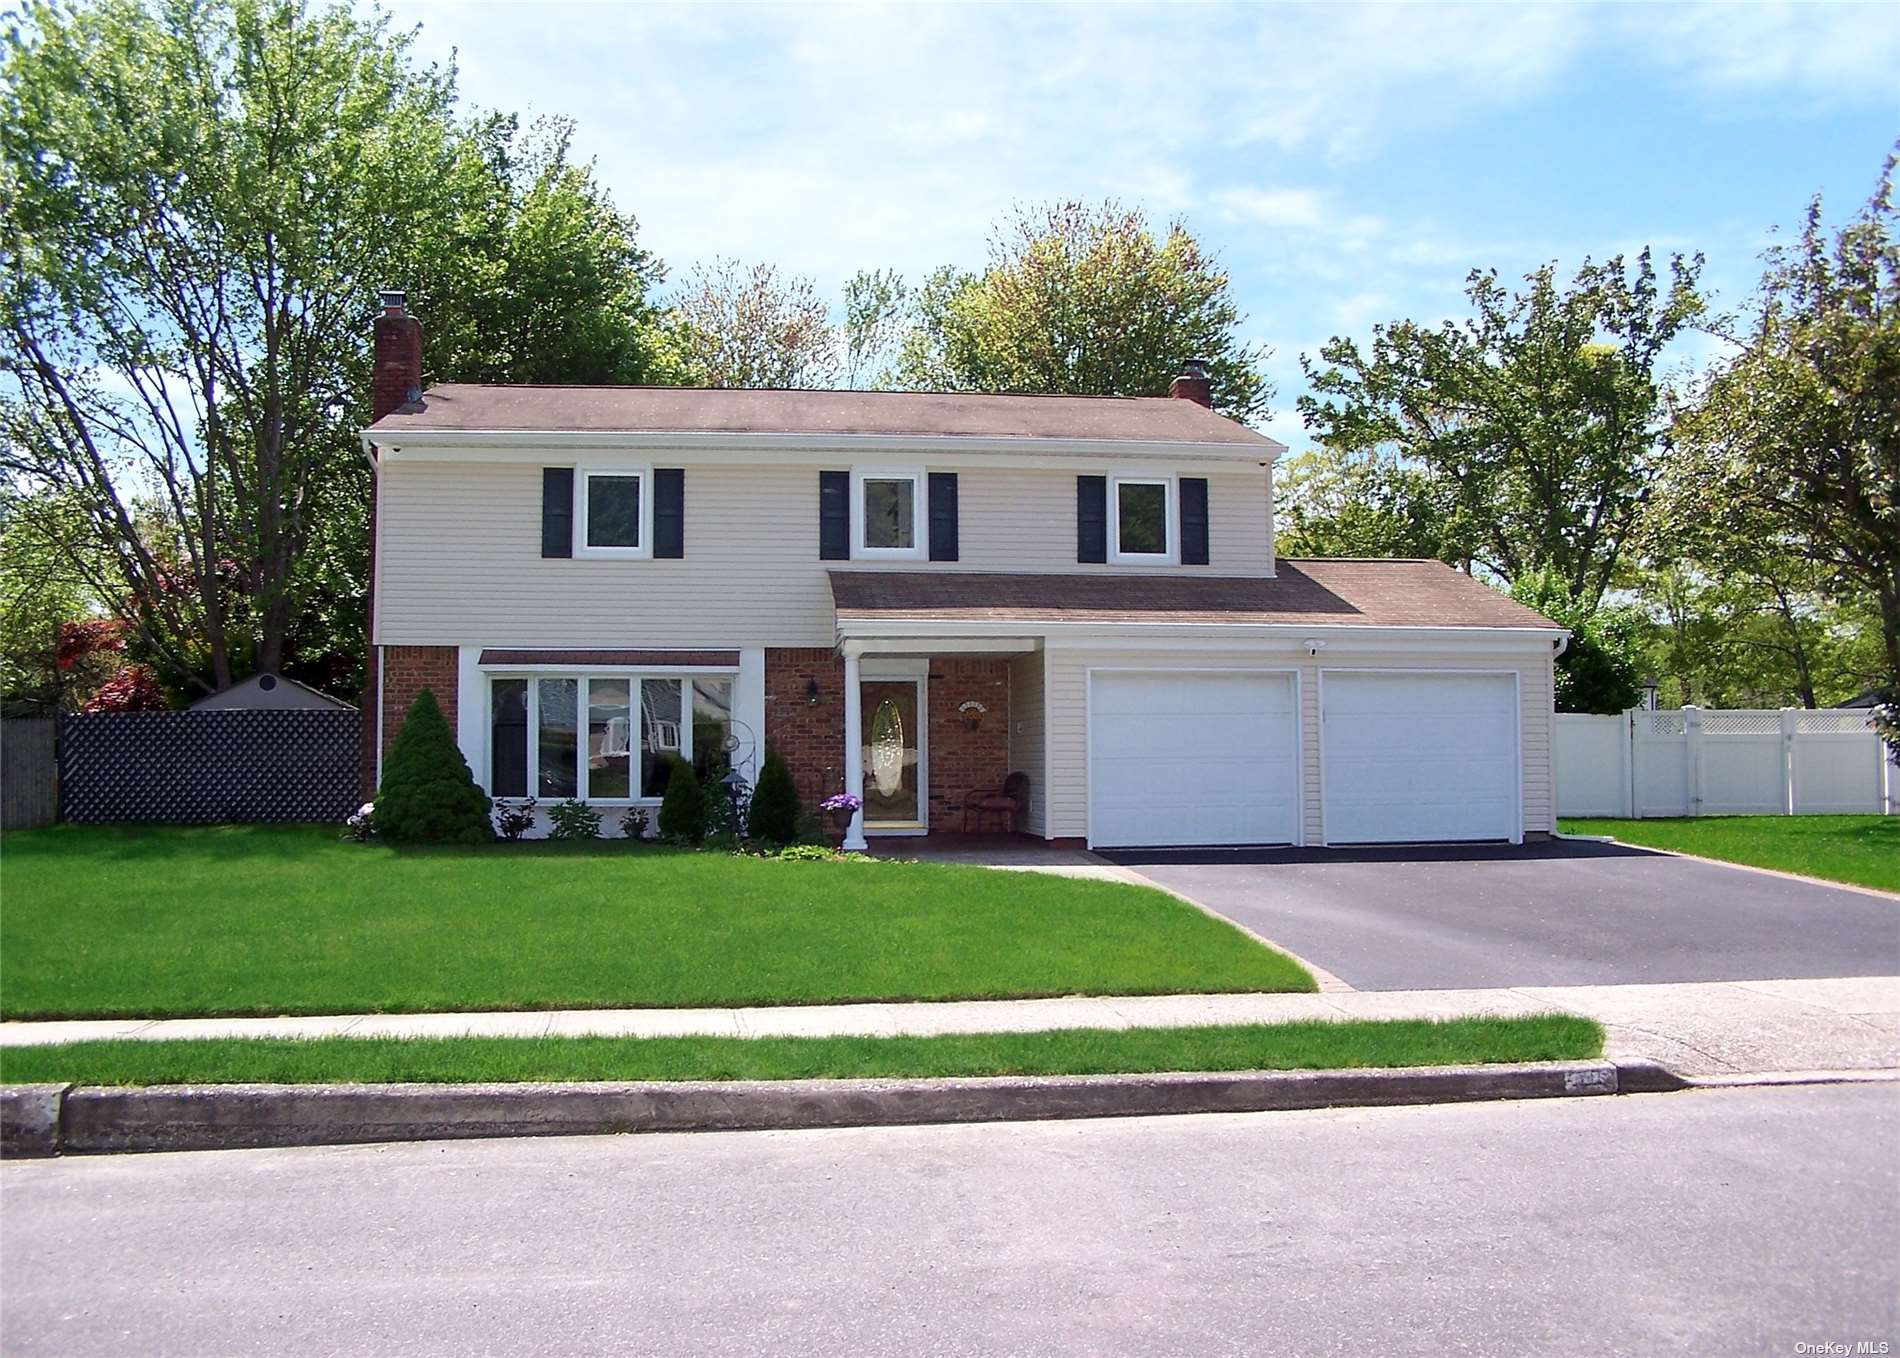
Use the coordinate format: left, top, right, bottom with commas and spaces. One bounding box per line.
0, 825, 1312, 1020
0, 1016, 1602, 1086
1559, 814, 1899, 893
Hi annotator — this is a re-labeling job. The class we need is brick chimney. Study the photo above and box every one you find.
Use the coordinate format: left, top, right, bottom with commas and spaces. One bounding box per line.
1169, 358, 1212, 408
371, 289, 422, 420
362, 289, 421, 797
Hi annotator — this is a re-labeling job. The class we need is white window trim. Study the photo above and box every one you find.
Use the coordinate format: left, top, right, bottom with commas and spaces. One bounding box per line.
486, 671, 732, 806
1109, 473, 1177, 565
576, 465, 655, 559
850, 466, 926, 560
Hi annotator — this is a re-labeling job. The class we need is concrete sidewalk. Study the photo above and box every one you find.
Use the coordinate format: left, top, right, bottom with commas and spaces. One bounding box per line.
3, 976, 1894, 1077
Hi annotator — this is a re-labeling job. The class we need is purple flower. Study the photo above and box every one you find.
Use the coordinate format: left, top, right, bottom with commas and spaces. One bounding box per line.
820, 792, 863, 814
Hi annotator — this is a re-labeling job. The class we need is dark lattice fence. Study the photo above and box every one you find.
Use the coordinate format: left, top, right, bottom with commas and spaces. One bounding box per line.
59, 710, 361, 824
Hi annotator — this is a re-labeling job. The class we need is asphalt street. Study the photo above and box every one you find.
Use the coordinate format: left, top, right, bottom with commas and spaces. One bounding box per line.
3, 1083, 1896, 1356
1112, 839, 1900, 989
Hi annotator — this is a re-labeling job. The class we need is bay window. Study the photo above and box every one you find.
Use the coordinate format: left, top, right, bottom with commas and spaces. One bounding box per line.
490, 679, 529, 797
692, 679, 734, 780
639, 678, 683, 797
587, 678, 633, 799
487, 670, 735, 803
536, 678, 578, 798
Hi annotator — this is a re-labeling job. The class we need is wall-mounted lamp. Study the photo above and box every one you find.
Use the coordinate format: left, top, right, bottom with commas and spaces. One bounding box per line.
805, 677, 821, 707
1302, 638, 1328, 658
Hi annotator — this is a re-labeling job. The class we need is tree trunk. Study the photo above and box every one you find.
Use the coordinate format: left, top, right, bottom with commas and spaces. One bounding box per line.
1769, 583, 1818, 709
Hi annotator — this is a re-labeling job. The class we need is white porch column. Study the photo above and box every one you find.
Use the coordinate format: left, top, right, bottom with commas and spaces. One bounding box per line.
842, 648, 867, 850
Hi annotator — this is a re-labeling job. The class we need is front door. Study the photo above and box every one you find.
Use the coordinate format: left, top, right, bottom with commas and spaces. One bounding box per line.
860, 677, 925, 832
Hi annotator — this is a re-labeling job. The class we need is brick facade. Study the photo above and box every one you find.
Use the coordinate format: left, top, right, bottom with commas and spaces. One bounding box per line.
763, 648, 846, 812
763, 648, 1013, 832
924, 658, 1012, 830
378, 645, 460, 765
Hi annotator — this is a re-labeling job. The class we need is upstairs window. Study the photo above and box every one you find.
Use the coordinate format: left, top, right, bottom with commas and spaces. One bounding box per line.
1111, 476, 1173, 563
579, 469, 650, 556
852, 469, 923, 559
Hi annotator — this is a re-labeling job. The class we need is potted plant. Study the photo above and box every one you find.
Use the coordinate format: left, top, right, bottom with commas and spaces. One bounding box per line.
819, 792, 862, 847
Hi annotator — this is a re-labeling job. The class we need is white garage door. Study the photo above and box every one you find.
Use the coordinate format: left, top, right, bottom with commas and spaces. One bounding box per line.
1089, 672, 1299, 848
1321, 671, 1518, 844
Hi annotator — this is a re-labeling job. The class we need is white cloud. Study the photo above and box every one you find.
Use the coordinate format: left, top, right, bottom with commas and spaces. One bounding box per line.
1625, 1, 1900, 101
1225, 3, 1589, 158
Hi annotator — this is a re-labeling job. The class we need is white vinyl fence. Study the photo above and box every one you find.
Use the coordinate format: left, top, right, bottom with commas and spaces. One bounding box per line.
1554, 707, 1896, 819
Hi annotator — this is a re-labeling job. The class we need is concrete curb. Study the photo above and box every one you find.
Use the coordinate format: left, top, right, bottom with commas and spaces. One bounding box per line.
0, 1084, 69, 1157
0, 1060, 1668, 1158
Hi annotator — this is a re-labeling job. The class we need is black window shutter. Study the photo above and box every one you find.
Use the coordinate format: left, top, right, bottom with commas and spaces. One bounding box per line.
1077, 475, 1107, 563
654, 468, 684, 558
541, 468, 574, 558
1180, 477, 1210, 565
928, 472, 959, 562
818, 470, 849, 560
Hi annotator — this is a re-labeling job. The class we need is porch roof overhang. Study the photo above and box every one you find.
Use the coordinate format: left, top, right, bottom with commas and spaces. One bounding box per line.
828, 561, 1568, 653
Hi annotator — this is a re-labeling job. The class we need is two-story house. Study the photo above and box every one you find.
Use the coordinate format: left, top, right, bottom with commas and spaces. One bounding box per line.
363, 293, 1566, 849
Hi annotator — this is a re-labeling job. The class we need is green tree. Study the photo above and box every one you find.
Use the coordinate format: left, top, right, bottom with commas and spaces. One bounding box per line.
1509, 568, 1643, 714
841, 268, 911, 389
746, 750, 801, 846
0, 490, 105, 711
1629, 556, 1883, 711
1660, 151, 1899, 738
373, 688, 493, 844
1, 0, 670, 700
673, 258, 838, 388
1273, 446, 1467, 563
404, 114, 676, 388
1299, 252, 1703, 607
897, 201, 1272, 420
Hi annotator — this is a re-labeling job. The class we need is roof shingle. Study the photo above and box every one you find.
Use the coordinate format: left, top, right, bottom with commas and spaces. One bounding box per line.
828, 560, 1562, 631
367, 383, 1278, 448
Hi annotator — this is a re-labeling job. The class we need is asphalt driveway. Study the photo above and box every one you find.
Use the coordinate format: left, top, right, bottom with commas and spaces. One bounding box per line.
1105, 840, 1900, 990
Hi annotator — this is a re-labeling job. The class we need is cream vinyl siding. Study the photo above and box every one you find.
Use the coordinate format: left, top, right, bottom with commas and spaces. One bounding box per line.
1044, 643, 1556, 844
375, 460, 1273, 647
955, 467, 1269, 573
1008, 650, 1048, 836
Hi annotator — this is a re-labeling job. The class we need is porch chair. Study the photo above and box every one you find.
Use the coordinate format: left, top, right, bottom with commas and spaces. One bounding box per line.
963, 771, 1030, 834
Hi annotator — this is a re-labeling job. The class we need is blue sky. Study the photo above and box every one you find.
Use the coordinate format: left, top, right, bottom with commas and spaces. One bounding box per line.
386, 1, 1899, 448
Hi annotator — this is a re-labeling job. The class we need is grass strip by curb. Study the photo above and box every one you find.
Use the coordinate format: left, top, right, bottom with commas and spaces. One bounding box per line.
0, 1016, 1603, 1087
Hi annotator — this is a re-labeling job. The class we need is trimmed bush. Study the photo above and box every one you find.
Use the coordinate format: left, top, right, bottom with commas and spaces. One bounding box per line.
374, 688, 493, 845
657, 755, 708, 842
747, 750, 801, 846
547, 799, 602, 840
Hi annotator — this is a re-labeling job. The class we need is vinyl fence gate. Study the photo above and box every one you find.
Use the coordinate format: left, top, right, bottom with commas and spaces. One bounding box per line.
1554, 707, 1896, 819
